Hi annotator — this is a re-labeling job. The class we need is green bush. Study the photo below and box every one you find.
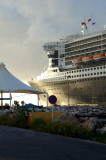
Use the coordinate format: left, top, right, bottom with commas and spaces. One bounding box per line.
0, 113, 28, 129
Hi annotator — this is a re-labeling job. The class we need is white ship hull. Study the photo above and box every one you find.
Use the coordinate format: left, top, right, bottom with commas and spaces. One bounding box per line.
29, 75, 106, 106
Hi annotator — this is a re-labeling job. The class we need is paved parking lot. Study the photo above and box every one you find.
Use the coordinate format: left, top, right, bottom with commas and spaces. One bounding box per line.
0, 126, 106, 160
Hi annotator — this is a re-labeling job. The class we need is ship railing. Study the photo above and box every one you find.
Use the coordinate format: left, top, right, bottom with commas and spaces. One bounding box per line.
65, 48, 105, 58
65, 43, 104, 53
65, 38, 106, 51
65, 38, 105, 49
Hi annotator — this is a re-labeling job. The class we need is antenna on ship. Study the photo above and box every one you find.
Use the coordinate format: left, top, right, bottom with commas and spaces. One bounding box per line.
81, 17, 88, 35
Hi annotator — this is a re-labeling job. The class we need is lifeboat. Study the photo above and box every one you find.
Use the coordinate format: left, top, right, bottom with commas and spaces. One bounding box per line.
72, 58, 82, 64
93, 53, 106, 60
82, 56, 93, 62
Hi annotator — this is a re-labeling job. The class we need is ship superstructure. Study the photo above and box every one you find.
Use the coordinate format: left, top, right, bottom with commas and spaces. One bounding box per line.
29, 20, 106, 106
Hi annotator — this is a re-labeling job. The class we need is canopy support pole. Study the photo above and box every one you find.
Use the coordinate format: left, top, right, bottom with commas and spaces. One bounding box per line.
1, 91, 3, 106
9, 91, 12, 107
37, 94, 39, 106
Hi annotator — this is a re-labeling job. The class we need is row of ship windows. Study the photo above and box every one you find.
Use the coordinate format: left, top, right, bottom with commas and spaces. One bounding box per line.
68, 66, 105, 73
39, 66, 106, 80
43, 76, 106, 87
68, 72, 105, 78
45, 72, 106, 81
45, 66, 106, 77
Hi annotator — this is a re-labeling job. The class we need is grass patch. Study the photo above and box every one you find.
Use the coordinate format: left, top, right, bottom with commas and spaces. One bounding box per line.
90, 134, 106, 144
30, 118, 94, 139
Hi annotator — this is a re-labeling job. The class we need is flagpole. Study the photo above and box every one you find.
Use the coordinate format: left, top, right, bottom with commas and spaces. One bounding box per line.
92, 22, 96, 33
88, 18, 92, 34
91, 23, 93, 33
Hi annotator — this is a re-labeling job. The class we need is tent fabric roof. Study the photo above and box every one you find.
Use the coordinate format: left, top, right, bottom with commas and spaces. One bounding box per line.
0, 62, 42, 94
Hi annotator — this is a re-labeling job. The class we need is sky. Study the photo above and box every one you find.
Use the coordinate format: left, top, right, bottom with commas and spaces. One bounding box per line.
0, 0, 106, 83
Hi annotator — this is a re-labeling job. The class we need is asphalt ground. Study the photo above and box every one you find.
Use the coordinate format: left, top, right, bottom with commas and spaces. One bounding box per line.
0, 126, 106, 160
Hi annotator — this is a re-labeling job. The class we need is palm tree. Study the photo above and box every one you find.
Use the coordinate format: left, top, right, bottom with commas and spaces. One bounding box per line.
14, 100, 20, 106
21, 101, 25, 106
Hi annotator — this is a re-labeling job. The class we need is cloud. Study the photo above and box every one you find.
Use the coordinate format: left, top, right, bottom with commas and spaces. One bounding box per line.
0, 0, 105, 82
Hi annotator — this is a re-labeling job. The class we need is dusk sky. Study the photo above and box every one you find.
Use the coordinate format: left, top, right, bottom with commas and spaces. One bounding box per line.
0, 0, 106, 82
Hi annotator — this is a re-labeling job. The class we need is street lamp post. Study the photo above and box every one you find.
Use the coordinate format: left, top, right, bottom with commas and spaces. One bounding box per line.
46, 92, 48, 107
67, 76, 71, 106
68, 80, 69, 106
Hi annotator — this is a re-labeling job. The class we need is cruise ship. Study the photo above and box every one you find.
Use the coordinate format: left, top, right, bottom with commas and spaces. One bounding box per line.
28, 20, 106, 106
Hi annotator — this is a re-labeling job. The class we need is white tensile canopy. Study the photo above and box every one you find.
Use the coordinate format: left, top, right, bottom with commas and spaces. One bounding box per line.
0, 62, 42, 106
